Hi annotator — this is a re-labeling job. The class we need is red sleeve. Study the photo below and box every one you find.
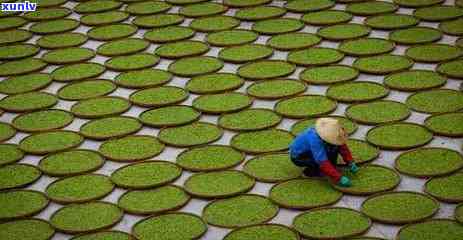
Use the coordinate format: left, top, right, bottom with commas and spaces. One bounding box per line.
339, 144, 353, 164
320, 160, 341, 183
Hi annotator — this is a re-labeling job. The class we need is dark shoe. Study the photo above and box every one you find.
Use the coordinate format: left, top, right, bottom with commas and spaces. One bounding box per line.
303, 167, 323, 177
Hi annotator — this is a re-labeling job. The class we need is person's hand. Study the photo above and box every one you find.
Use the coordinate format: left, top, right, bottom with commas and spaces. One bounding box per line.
337, 176, 352, 187
349, 162, 359, 174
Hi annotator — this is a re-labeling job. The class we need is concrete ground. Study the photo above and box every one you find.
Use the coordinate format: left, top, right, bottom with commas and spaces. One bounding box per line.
0, 0, 461, 239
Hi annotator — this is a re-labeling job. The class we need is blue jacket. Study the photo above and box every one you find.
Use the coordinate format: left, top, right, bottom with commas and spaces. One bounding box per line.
289, 128, 340, 164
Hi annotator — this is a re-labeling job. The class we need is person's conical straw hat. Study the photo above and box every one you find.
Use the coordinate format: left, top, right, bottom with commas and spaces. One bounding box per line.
315, 117, 348, 145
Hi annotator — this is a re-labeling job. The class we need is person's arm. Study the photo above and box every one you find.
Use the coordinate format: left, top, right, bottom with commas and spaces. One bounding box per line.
339, 144, 353, 164
310, 140, 342, 183
339, 144, 359, 174
319, 161, 341, 183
